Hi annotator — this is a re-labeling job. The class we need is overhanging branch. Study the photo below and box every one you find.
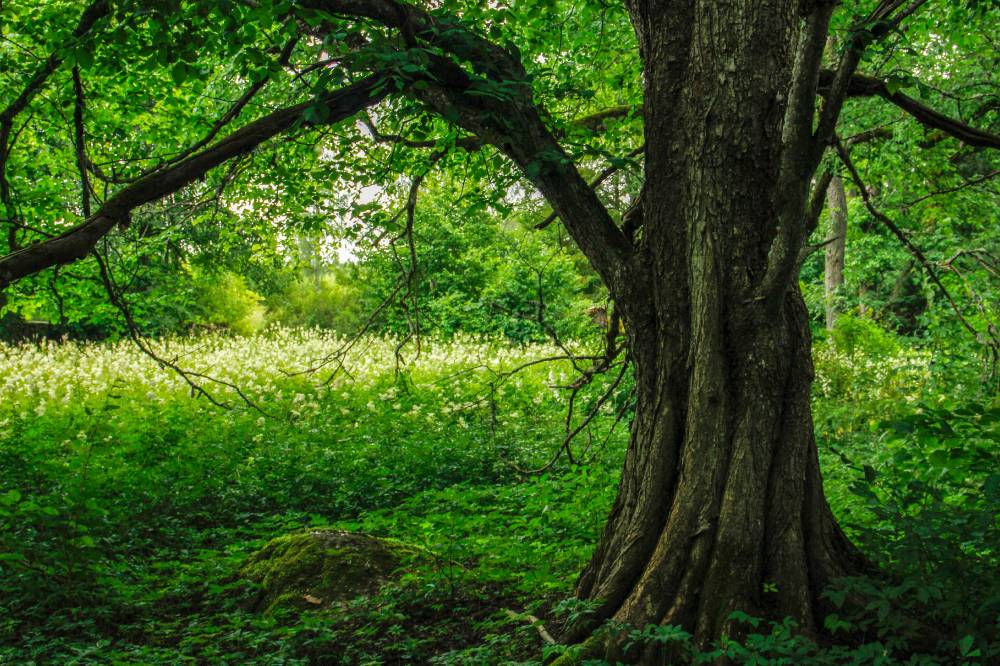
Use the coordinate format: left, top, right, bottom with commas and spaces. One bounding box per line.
298, 0, 633, 287
819, 71, 1000, 149
0, 75, 389, 288
535, 145, 644, 230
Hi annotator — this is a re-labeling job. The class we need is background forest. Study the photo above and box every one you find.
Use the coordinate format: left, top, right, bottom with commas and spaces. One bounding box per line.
1, 0, 998, 664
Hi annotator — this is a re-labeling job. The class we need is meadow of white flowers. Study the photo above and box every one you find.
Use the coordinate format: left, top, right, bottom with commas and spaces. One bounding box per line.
2, 328, 577, 412
0, 329, 611, 479
0, 326, 934, 458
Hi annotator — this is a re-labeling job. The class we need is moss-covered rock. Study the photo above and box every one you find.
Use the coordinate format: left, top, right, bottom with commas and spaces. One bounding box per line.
241, 529, 418, 612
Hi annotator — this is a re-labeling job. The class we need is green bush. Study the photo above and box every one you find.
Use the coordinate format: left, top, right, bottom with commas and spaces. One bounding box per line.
194, 271, 267, 335
828, 313, 904, 358
267, 270, 363, 333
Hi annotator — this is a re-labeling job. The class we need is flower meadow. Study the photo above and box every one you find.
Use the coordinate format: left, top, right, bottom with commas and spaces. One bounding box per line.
3, 328, 576, 423
1, 328, 609, 499
1, 326, 998, 664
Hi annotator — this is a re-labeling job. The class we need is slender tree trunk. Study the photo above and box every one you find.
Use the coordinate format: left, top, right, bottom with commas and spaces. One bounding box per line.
824, 175, 848, 329
563, 2, 868, 661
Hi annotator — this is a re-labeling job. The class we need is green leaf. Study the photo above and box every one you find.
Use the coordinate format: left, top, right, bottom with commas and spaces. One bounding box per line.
75, 48, 94, 70
885, 75, 910, 95
929, 449, 950, 467
171, 61, 188, 85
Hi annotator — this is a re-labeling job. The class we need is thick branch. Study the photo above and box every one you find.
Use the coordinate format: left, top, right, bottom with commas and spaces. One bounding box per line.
298, 0, 525, 82
762, 1, 837, 307
781, 2, 836, 179
301, 0, 632, 286
761, 0, 944, 307
819, 72, 1000, 149
813, 1, 929, 161
795, 168, 838, 272
0, 76, 388, 287
480, 67, 999, 152
535, 145, 644, 230
805, 168, 836, 239
414, 77, 633, 287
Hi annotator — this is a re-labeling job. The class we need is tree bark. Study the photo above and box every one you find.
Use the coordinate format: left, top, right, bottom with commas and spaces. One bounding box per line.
824, 175, 848, 329
562, 2, 868, 661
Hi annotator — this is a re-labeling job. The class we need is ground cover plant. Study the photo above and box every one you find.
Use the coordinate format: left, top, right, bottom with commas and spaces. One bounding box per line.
1, 323, 997, 664
0, 330, 624, 663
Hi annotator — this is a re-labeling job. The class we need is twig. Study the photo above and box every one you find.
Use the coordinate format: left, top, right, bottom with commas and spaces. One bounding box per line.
136, 34, 300, 182
504, 609, 556, 645
93, 249, 270, 414
72, 67, 92, 219
901, 169, 999, 209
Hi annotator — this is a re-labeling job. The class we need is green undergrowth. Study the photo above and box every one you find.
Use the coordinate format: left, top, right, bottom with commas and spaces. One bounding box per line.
1, 325, 997, 664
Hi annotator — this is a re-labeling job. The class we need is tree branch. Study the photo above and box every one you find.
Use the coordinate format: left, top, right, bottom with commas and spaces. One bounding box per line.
819, 71, 1000, 149
901, 169, 999, 208
94, 250, 269, 413
813, 1, 929, 161
137, 34, 300, 179
761, 1, 837, 307
298, 0, 525, 81
72, 67, 93, 219
805, 168, 836, 240
407, 63, 632, 289
760, 0, 939, 308
535, 145, 643, 230
1, 0, 109, 252
300, 0, 632, 287
0, 75, 389, 288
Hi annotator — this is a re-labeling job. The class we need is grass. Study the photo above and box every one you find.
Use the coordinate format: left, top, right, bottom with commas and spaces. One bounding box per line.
0, 324, 997, 664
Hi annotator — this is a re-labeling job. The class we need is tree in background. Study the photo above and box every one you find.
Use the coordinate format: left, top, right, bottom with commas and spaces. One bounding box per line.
824, 173, 849, 329
1, 0, 998, 661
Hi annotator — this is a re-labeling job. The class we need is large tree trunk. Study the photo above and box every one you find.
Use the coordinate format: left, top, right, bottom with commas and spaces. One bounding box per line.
573, 288, 866, 659
824, 175, 848, 329
564, 2, 868, 661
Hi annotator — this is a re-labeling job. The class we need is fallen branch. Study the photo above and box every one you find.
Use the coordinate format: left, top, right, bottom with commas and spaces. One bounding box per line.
504, 609, 556, 645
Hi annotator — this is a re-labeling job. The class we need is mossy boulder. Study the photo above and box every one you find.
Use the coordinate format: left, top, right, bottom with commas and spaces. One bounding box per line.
241, 529, 419, 612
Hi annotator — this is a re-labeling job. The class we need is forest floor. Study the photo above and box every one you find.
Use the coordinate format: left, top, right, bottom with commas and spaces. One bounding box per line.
1, 325, 997, 664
